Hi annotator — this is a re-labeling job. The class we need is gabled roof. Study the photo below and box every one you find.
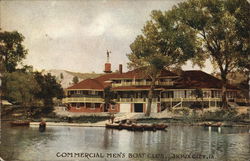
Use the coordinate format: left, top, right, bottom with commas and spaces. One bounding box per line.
67, 69, 237, 91
67, 69, 177, 90
174, 70, 237, 89
67, 78, 104, 90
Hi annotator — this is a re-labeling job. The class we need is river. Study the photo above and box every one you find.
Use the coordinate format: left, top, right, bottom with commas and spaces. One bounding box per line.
0, 123, 249, 161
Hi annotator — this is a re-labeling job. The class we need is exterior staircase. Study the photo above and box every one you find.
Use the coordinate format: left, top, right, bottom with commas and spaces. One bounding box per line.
228, 102, 239, 108
114, 113, 144, 122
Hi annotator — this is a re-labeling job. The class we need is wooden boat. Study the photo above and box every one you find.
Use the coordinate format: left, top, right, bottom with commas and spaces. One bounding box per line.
211, 122, 222, 127
202, 122, 222, 127
10, 120, 30, 126
154, 124, 168, 130
202, 122, 212, 127
106, 123, 168, 131
143, 124, 156, 131
105, 123, 122, 130
121, 124, 133, 130
131, 124, 144, 131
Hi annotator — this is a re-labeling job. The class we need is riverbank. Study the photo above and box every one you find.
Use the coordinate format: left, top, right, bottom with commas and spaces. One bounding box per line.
2, 106, 250, 127
29, 121, 106, 127
27, 120, 250, 128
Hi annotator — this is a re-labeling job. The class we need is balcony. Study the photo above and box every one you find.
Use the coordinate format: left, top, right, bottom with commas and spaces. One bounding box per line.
160, 97, 222, 102
112, 81, 173, 87
116, 98, 158, 103
63, 97, 104, 103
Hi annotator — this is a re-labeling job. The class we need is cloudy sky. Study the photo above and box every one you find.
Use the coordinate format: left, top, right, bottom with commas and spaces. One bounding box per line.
1, 0, 212, 73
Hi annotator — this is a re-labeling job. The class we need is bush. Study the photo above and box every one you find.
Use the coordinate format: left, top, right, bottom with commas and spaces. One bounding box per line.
173, 107, 190, 116
201, 108, 239, 121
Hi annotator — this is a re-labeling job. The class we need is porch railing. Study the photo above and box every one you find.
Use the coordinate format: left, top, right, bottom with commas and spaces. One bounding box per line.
112, 81, 173, 87
63, 97, 104, 103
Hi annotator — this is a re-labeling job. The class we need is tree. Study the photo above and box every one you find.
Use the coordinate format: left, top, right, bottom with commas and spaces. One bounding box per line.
3, 71, 40, 116
191, 88, 204, 109
175, 0, 250, 108
0, 31, 28, 72
103, 86, 116, 112
34, 72, 64, 107
72, 76, 79, 84
127, 10, 198, 116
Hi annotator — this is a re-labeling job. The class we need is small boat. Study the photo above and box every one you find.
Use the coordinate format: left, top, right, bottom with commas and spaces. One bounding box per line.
10, 120, 30, 126
131, 124, 144, 131
121, 124, 133, 130
202, 122, 222, 127
211, 122, 222, 127
143, 124, 156, 131
106, 123, 168, 131
105, 123, 122, 130
154, 124, 168, 130
202, 122, 212, 127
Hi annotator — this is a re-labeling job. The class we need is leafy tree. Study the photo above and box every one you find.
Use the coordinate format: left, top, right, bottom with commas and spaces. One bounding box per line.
191, 88, 204, 109
3, 71, 40, 116
72, 76, 79, 84
103, 86, 116, 112
0, 31, 28, 72
127, 10, 198, 116
34, 72, 64, 107
175, 0, 250, 108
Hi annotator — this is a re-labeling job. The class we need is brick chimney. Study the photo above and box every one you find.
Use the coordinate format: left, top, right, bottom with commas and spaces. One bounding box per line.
104, 63, 112, 73
119, 64, 123, 74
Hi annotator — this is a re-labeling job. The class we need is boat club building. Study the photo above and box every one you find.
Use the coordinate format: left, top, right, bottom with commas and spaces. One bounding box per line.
63, 58, 248, 113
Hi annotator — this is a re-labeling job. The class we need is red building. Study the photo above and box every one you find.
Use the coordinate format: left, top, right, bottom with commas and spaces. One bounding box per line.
63, 62, 248, 113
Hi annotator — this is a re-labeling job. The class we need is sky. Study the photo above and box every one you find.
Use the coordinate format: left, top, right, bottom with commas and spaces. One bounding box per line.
0, 0, 213, 73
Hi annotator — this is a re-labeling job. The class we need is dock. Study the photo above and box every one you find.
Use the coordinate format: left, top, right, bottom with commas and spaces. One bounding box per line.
30, 122, 107, 127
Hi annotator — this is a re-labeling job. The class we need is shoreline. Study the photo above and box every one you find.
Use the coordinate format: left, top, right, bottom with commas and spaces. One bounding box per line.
28, 121, 250, 128
29, 122, 106, 127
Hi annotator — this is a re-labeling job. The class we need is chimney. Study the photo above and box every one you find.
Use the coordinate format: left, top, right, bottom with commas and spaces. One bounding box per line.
104, 63, 112, 73
119, 64, 123, 74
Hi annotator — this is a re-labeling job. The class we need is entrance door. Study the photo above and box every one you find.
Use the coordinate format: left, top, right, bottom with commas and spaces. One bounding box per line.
120, 104, 131, 113
134, 103, 143, 112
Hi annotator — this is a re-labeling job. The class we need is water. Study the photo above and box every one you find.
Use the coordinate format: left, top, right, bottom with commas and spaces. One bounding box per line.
0, 123, 250, 161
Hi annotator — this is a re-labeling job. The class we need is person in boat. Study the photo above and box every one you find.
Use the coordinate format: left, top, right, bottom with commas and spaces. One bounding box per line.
39, 119, 46, 132
110, 114, 115, 124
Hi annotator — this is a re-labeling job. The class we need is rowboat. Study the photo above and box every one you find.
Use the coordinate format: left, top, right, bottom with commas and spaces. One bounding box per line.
10, 120, 30, 126
154, 124, 168, 130
106, 123, 168, 131
105, 123, 122, 130
202, 122, 222, 127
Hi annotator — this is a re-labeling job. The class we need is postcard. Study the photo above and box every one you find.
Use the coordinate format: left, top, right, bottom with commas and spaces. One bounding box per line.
0, 0, 249, 161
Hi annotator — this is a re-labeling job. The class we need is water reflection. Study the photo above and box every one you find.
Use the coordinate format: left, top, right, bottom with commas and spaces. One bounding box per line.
0, 123, 249, 161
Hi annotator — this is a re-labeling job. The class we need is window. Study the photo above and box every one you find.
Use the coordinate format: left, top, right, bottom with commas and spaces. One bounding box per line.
86, 103, 91, 108
186, 90, 192, 98
227, 91, 236, 98
111, 104, 116, 110
174, 90, 185, 98
212, 90, 221, 98
164, 91, 173, 98
89, 91, 96, 95
203, 91, 211, 98
95, 103, 101, 108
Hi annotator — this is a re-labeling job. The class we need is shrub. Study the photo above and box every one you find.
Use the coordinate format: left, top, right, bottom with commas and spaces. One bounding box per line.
173, 107, 190, 116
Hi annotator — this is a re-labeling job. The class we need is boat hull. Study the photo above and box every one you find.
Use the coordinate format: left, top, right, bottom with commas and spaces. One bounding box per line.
10, 121, 30, 126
